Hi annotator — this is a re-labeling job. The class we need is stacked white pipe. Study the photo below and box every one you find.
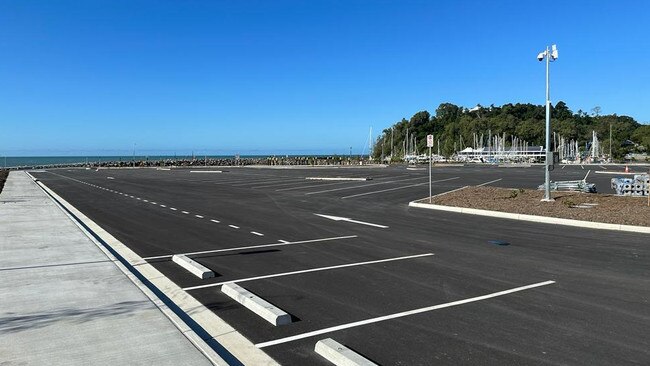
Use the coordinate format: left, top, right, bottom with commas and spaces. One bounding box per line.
611, 174, 649, 196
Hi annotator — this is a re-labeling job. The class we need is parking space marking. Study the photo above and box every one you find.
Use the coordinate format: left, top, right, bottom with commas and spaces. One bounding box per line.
305, 175, 424, 195
38, 172, 284, 243
275, 180, 361, 192
142, 235, 357, 260
214, 177, 282, 185
252, 180, 312, 189
477, 178, 502, 187
341, 177, 460, 199
182, 253, 434, 291
232, 178, 299, 187
255, 280, 556, 348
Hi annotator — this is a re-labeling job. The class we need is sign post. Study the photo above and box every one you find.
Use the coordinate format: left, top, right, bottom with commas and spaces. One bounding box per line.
427, 134, 434, 203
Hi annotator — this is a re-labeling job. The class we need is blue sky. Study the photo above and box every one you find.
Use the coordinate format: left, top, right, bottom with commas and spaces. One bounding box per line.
1, 0, 648, 156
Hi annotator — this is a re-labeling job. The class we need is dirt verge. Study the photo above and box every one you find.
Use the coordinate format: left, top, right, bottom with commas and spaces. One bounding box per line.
422, 186, 649, 227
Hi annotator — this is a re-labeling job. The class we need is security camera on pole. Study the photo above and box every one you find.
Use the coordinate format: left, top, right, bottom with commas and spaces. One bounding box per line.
537, 44, 558, 201
427, 134, 434, 203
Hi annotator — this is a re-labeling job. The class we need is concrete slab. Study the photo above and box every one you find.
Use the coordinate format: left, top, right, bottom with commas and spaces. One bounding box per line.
0, 172, 216, 366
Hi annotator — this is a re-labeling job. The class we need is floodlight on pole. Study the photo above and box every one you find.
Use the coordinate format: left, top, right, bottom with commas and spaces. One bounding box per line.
538, 44, 558, 202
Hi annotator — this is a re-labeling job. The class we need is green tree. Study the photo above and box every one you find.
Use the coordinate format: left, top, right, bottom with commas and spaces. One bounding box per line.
632, 125, 650, 152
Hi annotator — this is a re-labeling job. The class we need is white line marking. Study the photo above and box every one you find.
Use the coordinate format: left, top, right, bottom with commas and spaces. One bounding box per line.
252, 180, 310, 189
136, 197, 141, 200
305, 175, 425, 195
341, 177, 460, 199
210, 219, 220, 223
142, 235, 357, 260
561, 165, 566, 169
278, 240, 290, 243
231, 178, 298, 187
314, 214, 388, 228
151, 202, 157, 205
255, 280, 556, 348
160, 204, 166, 208
581, 165, 585, 170
477, 178, 502, 187
143, 199, 149, 202
170, 207, 177, 211
195, 215, 204, 218
182, 211, 190, 214
251, 231, 264, 236
182, 253, 433, 291
229, 225, 240, 229
275, 180, 359, 192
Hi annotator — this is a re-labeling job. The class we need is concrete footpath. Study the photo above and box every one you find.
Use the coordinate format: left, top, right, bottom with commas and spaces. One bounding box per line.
0, 172, 216, 365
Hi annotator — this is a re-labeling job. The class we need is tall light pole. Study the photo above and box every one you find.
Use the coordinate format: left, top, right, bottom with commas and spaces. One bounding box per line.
537, 44, 558, 201
609, 122, 612, 162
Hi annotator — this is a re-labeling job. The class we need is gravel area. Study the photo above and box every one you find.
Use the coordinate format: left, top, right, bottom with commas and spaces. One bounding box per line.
0, 170, 7, 194
424, 186, 650, 227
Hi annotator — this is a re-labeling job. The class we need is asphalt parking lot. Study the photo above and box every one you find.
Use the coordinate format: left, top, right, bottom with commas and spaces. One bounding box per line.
31, 164, 650, 365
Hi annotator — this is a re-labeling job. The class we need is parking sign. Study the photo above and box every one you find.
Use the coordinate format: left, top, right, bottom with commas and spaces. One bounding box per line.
426, 134, 434, 147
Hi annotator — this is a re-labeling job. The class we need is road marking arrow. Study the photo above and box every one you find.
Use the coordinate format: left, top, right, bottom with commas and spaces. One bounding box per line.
314, 214, 389, 228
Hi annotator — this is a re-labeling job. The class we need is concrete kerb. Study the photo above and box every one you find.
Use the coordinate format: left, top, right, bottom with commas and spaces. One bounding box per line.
28, 172, 280, 366
594, 171, 641, 175
408, 199, 650, 234
221, 283, 292, 326
305, 177, 370, 181
315, 338, 378, 366
172, 254, 215, 279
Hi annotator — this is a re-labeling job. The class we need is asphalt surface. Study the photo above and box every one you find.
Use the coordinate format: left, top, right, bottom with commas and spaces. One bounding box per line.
31, 164, 650, 365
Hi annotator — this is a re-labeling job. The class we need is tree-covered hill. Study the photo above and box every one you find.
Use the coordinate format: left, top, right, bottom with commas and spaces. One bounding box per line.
373, 102, 649, 161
